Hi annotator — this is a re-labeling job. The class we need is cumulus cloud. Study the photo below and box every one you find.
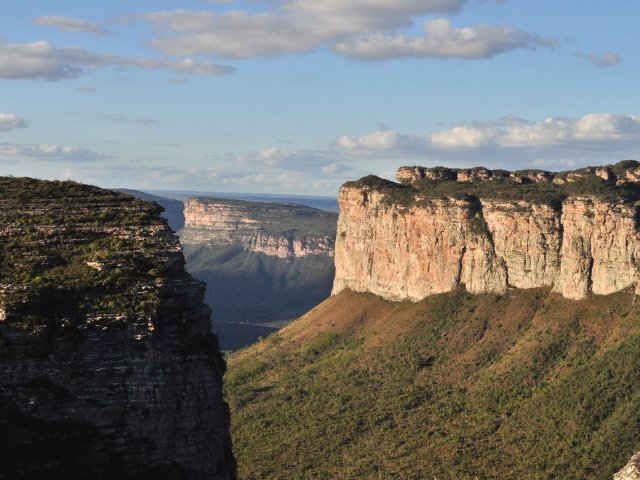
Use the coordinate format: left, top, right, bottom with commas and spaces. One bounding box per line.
339, 114, 640, 154
0, 40, 234, 81
336, 113, 640, 170
338, 130, 399, 150
34, 15, 109, 35
0, 113, 28, 132
0, 143, 110, 162
137, 1, 551, 60
334, 19, 553, 60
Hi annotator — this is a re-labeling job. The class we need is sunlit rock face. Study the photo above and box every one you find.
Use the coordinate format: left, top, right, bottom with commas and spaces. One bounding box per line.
615, 452, 640, 480
0, 178, 235, 480
333, 162, 640, 302
181, 198, 335, 258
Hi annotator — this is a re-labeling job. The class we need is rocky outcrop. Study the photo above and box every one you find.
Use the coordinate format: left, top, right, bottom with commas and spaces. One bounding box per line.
395, 162, 640, 186
180, 198, 336, 258
615, 452, 640, 479
0, 177, 235, 479
333, 162, 640, 301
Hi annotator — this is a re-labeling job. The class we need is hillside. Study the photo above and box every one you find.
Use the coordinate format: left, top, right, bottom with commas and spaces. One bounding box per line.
0, 177, 234, 479
180, 197, 337, 350
227, 288, 640, 479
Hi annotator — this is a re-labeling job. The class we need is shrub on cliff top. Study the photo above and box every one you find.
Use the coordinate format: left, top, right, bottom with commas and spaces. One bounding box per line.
347, 168, 640, 206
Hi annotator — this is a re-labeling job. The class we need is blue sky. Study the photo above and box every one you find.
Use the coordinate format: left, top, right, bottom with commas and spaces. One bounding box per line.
0, 0, 638, 195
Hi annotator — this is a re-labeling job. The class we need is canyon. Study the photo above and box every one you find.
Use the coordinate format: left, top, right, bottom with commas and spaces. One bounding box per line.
0, 178, 235, 479
179, 197, 337, 350
333, 161, 640, 302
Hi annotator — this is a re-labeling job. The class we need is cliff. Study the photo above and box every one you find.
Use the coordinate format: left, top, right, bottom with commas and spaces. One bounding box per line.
616, 453, 640, 480
0, 178, 235, 479
333, 161, 640, 301
180, 198, 335, 258
179, 197, 337, 350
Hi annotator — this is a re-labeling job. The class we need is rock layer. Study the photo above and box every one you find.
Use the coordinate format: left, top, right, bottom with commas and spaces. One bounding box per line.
181, 198, 335, 258
333, 163, 640, 301
0, 177, 235, 479
616, 452, 640, 480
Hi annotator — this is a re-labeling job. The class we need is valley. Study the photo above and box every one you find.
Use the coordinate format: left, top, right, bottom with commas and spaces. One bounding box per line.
227, 287, 640, 479
121, 192, 338, 351
227, 161, 640, 479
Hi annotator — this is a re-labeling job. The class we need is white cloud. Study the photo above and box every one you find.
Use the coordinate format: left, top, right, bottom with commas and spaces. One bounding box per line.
575, 50, 621, 68
0, 143, 109, 162
0, 113, 28, 132
335, 113, 640, 172
587, 52, 621, 68
321, 162, 351, 174
34, 15, 109, 35
335, 19, 553, 60
137, 2, 551, 60
338, 130, 399, 150
0, 40, 234, 81
340, 114, 640, 154
141, 11, 319, 58
285, 0, 465, 17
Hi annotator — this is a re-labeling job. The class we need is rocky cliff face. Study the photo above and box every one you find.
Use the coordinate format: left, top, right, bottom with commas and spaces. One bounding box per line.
180, 198, 335, 258
178, 197, 337, 350
333, 161, 640, 301
616, 452, 640, 480
0, 178, 235, 479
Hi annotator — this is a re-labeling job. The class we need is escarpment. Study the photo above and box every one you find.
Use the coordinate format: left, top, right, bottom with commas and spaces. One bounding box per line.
0, 178, 235, 479
178, 197, 337, 350
180, 198, 336, 258
333, 161, 640, 301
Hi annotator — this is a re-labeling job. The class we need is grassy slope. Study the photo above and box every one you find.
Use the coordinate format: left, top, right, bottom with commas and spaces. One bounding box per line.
226, 288, 640, 479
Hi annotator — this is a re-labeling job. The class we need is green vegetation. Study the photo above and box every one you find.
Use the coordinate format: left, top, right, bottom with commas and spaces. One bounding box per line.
345, 161, 640, 208
227, 288, 640, 479
0, 176, 178, 331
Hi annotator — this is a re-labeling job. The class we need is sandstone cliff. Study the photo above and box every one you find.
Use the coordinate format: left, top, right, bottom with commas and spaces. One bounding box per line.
0, 178, 235, 479
333, 161, 640, 301
616, 452, 640, 480
178, 197, 337, 350
180, 198, 335, 258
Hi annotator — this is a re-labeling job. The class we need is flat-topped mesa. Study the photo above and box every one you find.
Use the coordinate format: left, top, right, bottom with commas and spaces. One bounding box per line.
0, 178, 235, 479
180, 197, 336, 258
333, 160, 640, 301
